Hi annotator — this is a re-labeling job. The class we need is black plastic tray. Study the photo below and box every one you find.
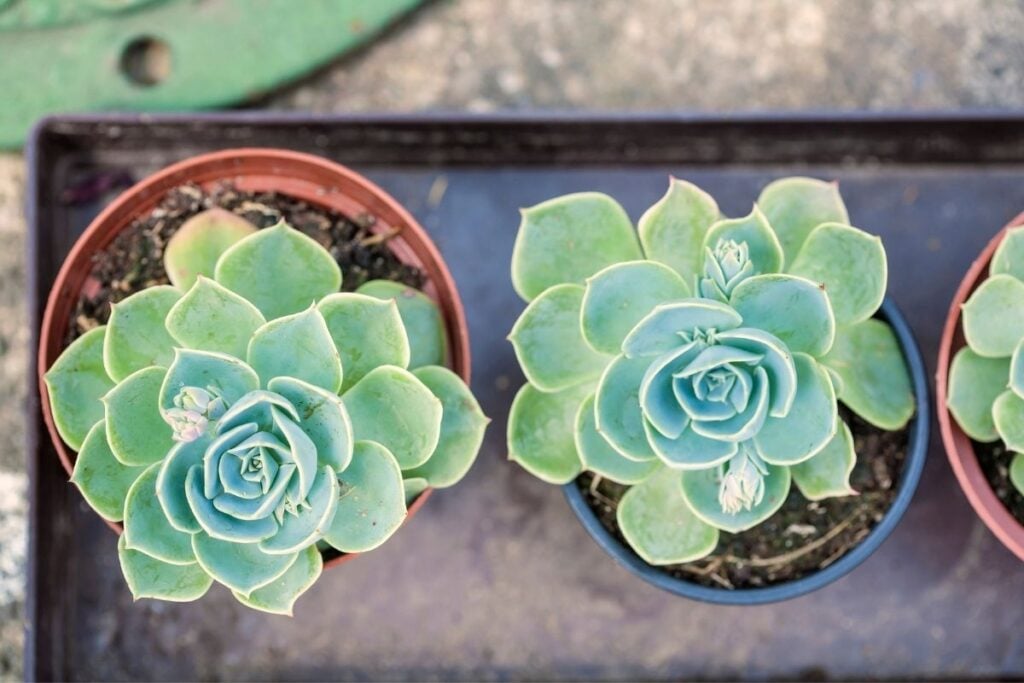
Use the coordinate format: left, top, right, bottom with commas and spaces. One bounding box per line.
26, 113, 1024, 682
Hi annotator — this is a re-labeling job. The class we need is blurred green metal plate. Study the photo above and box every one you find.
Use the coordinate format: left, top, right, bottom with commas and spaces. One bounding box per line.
0, 0, 422, 148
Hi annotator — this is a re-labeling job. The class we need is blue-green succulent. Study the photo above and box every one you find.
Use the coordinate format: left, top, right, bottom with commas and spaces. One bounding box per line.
948, 224, 1024, 496
45, 209, 487, 614
507, 177, 914, 565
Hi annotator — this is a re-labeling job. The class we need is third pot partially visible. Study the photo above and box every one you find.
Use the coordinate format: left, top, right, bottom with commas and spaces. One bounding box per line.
937, 211, 1024, 562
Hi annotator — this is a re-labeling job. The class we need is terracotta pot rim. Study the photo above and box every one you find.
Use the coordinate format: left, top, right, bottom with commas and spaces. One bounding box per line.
37, 148, 470, 568
936, 211, 1024, 562
563, 297, 931, 605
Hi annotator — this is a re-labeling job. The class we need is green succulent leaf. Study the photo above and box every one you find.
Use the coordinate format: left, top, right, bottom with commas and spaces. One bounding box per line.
324, 440, 407, 553
617, 467, 718, 565
756, 177, 849, 266
342, 365, 442, 469
159, 349, 260, 416
824, 365, 844, 395
260, 465, 339, 555
645, 328, 800, 450
962, 274, 1024, 358
701, 207, 783, 276
215, 221, 342, 320
822, 318, 915, 430
103, 366, 174, 466
644, 419, 739, 469
730, 274, 835, 357
639, 344, 695, 439
103, 286, 182, 382
232, 544, 322, 616
788, 223, 886, 326
991, 226, 1024, 282
403, 477, 430, 505
165, 276, 266, 359
621, 300, 742, 358
946, 348, 1008, 442
994, 390, 1024, 452
164, 208, 257, 290
593, 355, 657, 461
511, 192, 643, 302
790, 420, 857, 500
754, 353, 837, 466
713, 328, 797, 417
1010, 339, 1024, 400
575, 395, 659, 484
637, 178, 720, 281
44, 325, 114, 450
508, 383, 589, 484
123, 464, 197, 565
71, 420, 146, 522
581, 261, 691, 355
1011, 453, 1024, 495
268, 376, 353, 471
402, 366, 488, 488
118, 535, 213, 603
191, 533, 298, 596
247, 307, 342, 392
681, 461, 791, 533
356, 280, 446, 370
510, 283, 612, 391
185, 462, 278, 542
318, 292, 411, 391
156, 436, 208, 533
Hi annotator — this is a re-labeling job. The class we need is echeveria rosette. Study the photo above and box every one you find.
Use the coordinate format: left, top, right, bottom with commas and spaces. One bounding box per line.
507, 178, 914, 565
948, 225, 1024, 496
44, 211, 487, 614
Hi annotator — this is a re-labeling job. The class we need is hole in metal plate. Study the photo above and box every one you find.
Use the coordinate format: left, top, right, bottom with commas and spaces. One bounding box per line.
119, 35, 172, 87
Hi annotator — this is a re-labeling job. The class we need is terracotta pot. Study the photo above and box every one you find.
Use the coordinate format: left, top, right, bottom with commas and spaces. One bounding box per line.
937, 211, 1024, 562
37, 148, 471, 569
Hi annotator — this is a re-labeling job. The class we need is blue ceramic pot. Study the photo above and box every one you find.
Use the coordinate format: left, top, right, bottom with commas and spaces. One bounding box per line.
562, 297, 929, 605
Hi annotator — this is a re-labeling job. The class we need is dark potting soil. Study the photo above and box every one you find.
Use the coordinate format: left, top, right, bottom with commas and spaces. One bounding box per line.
973, 439, 1024, 525
65, 183, 429, 564
578, 405, 909, 589
68, 182, 426, 341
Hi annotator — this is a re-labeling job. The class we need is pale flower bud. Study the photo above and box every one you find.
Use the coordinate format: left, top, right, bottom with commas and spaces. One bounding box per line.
165, 386, 228, 441
175, 386, 213, 413
166, 408, 208, 443
699, 238, 754, 302
718, 447, 768, 514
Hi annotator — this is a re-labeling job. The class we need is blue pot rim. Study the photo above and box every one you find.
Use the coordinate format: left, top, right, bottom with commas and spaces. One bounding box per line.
561, 296, 930, 606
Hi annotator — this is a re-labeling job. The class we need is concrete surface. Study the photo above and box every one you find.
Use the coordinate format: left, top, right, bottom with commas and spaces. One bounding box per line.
269, 0, 1024, 112
5, 0, 1024, 678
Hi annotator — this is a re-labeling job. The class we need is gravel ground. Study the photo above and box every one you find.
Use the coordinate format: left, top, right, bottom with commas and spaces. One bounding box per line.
4, 0, 1024, 678
0, 154, 26, 679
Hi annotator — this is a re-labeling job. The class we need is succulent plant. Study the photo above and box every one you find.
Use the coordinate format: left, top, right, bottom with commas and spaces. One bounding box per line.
507, 178, 914, 564
45, 209, 487, 614
948, 225, 1024, 496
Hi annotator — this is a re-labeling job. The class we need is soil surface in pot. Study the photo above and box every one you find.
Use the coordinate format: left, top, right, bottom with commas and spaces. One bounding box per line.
64, 182, 430, 563
68, 182, 425, 341
578, 406, 909, 589
973, 439, 1024, 525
